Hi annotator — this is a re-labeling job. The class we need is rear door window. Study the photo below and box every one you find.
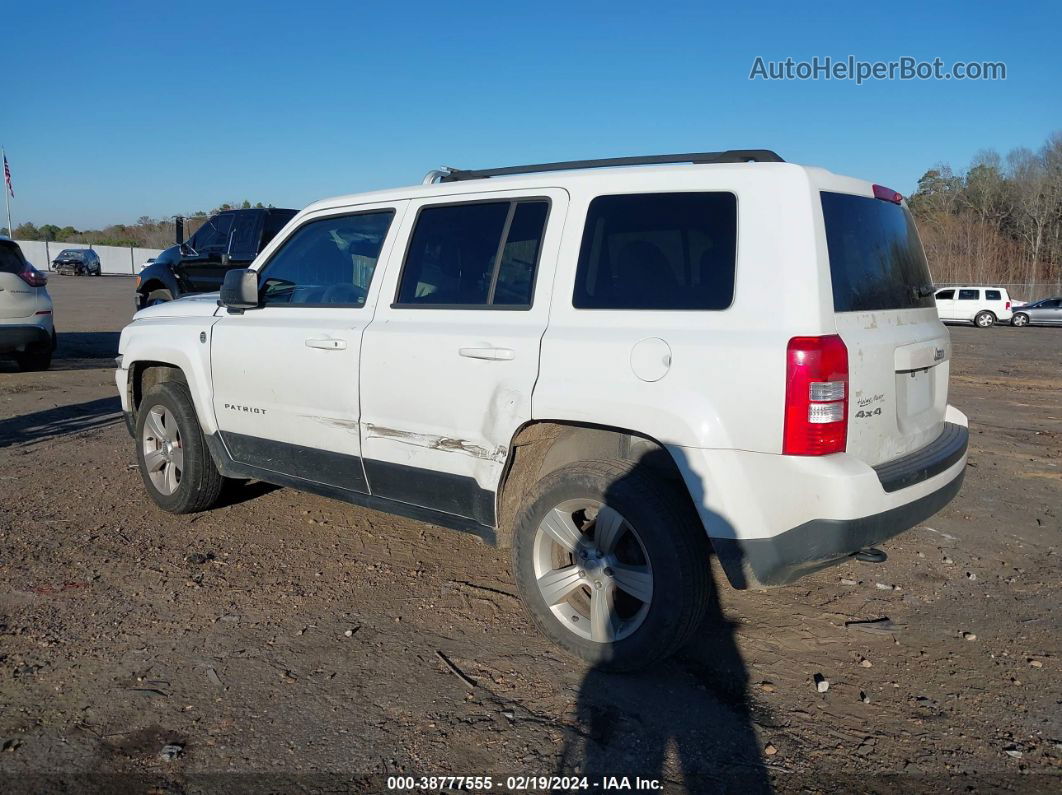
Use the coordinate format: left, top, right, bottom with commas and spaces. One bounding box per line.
958, 289, 979, 300
573, 192, 737, 310
821, 192, 934, 312
396, 199, 549, 308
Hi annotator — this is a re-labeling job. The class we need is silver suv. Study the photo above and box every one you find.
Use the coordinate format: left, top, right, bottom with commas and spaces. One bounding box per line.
0, 238, 55, 371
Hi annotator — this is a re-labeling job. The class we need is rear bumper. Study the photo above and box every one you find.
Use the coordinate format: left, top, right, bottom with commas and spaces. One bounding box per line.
0, 323, 52, 353
712, 466, 964, 587
674, 405, 969, 589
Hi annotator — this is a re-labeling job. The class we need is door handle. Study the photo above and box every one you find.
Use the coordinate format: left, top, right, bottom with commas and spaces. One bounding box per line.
305, 337, 347, 350
459, 346, 514, 361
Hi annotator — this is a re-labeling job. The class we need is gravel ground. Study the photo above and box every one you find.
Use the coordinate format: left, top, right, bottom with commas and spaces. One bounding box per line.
0, 275, 1059, 793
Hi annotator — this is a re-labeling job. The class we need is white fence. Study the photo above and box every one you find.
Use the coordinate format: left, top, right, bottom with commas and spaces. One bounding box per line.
15, 240, 163, 275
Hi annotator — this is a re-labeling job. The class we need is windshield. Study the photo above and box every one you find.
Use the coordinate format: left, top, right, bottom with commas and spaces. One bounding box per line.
821, 192, 935, 312
58, 249, 85, 260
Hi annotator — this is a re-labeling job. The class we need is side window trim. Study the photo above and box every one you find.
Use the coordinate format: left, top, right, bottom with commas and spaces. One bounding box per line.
254, 207, 398, 309
391, 196, 552, 311
485, 202, 517, 305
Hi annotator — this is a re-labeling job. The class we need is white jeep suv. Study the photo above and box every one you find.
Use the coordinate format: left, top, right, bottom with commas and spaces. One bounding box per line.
116, 151, 968, 670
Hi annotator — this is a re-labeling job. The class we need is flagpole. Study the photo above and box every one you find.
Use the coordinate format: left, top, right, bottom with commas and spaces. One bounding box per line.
2, 147, 11, 238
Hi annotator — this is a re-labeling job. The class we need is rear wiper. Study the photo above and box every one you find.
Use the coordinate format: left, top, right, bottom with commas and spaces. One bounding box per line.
915, 284, 936, 298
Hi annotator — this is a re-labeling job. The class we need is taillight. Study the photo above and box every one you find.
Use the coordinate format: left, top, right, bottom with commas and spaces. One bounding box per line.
1006, 301, 1011, 310
783, 335, 849, 456
17, 267, 47, 287
872, 184, 903, 204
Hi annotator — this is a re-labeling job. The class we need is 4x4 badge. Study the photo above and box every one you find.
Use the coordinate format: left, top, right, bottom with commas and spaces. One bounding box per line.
934, 347, 946, 362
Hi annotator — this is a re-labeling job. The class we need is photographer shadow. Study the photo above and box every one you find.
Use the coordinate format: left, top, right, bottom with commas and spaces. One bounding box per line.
555, 451, 771, 794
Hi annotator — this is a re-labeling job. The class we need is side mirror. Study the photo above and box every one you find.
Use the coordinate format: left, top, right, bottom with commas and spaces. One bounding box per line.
219, 269, 259, 313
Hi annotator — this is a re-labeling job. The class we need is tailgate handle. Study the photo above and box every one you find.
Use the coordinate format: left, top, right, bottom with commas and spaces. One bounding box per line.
895, 340, 948, 372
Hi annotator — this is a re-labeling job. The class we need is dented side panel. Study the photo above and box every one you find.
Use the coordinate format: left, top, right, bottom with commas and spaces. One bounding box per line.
358, 187, 570, 518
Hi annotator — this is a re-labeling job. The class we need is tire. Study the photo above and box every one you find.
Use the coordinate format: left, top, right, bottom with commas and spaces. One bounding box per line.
14, 336, 53, 372
1012, 313, 1029, 327
512, 459, 712, 672
135, 381, 224, 514
974, 310, 995, 328
146, 289, 173, 306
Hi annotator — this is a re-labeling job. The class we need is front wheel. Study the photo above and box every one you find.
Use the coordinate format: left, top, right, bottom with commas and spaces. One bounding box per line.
974, 310, 996, 328
145, 288, 173, 307
512, 459, 712, 672
1012, 313, 1030, 327
135, 381, 224, 513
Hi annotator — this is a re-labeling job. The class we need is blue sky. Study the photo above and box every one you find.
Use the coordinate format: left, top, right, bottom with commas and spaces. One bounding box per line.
3, 0, 1059, 229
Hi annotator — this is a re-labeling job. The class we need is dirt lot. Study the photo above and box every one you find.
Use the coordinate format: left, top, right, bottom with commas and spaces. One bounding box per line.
0, 275, 1059, 793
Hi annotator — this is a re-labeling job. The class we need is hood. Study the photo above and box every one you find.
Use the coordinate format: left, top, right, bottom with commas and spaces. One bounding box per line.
134, 292, 221, 320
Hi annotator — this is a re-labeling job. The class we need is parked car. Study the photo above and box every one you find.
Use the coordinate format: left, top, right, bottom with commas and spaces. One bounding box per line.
52, 248, 102, 276
115, 151, 968, 670
934, 286, 1012, 327
1, 238, 55, 371
135, 207, 297, 309
1011, 296, 1062, 327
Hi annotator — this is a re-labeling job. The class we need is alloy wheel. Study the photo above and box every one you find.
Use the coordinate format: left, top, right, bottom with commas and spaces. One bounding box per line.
532, 499, 653, 643
141, 406, 183, 495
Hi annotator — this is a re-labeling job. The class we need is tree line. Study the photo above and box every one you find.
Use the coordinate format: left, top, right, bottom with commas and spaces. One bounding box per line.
2, 201, 273, 249
909, 132, 1062, 299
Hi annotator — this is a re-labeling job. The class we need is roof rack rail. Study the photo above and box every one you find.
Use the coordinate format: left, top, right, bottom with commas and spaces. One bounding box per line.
423, 149, 784, 184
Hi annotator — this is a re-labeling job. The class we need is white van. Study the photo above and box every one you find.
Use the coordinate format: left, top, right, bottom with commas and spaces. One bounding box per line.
115, 151, 968, 670
934, 286, 1013, 327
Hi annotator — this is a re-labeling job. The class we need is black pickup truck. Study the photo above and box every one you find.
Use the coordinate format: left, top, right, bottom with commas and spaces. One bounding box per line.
135, 207, 296, 309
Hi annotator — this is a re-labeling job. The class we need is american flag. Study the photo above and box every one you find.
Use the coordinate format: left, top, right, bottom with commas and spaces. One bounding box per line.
3, 154, 12, 198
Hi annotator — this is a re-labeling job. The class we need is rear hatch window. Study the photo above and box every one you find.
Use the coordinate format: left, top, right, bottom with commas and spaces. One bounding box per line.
823, 191, 949, 467
821, 192, 934, 312
0, 242, 26, 273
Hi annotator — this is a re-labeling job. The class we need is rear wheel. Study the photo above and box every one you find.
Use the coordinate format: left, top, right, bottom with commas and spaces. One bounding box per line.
146, 288, 173, 306
974, 310, 995, 328
512, 459, 712, 672
1012, 313, 1030, 327
135, 381, 224, 513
